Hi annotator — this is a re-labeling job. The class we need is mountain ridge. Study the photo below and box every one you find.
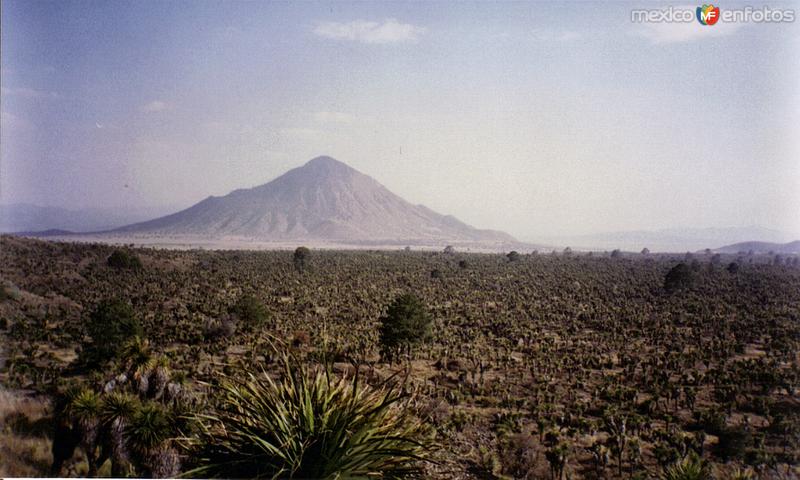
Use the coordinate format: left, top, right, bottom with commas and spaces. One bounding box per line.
111, 156, 515, 245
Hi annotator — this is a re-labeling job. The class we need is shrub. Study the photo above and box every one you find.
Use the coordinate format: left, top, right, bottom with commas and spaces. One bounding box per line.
293, 246, 310, 270
107, 250, 142, 270
229, 295, 270, 330
715, 425, 751, 461
506, 251, 521, 262
83, 299, 142, 365
203, 317, 237, 340
188, 356, 431, 479
664, 263, 694, 293
499, 433, 538, 479
379, 294, 432, 362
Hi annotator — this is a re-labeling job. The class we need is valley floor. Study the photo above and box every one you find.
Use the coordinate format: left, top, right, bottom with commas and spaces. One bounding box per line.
1, 235, 799, 479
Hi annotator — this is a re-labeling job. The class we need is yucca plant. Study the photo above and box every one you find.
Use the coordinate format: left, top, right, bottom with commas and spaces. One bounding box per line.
68, 388, 104, 476
127, 401, 182, 477
101, 392, 140, 476
660, 452, 712, 480
187, 356, 433, 479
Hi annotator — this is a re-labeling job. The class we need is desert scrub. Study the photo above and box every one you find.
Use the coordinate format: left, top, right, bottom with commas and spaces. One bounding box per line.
187, 356, 433, 479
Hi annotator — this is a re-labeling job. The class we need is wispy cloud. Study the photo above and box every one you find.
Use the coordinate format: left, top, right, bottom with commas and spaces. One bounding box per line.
0, 86, 60, 99
139, 100, 169, 113
314, 19, 425, 44
312, 111, 354, 123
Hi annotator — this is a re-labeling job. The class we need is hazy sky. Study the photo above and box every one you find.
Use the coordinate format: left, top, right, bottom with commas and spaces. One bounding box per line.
2, 1, 799, 239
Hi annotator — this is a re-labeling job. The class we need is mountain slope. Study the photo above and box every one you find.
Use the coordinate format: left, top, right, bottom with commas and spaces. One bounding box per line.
114, 156, 515, 244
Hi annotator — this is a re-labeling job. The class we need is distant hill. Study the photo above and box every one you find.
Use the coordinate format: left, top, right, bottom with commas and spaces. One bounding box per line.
540, 226, 796, 253
714, 240, 800, 255
11, 229, 75, 237
112, 156, 515, 245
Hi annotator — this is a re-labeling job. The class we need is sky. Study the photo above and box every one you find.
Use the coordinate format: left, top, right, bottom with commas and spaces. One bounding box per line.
2, 0, 799, 240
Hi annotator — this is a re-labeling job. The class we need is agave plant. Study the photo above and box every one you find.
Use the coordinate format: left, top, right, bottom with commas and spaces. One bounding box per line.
660, 452, 712, 480
187, 356, 433, 479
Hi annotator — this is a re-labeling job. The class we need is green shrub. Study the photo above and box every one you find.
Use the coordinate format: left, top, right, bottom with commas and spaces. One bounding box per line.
664, 263, 694, 293
293, 246, 310, 270
188, 356, 431, 479
230, 295, 270, 330
379, 293, 432, 362
83, 299, 142, 365
107, 250, 143, 270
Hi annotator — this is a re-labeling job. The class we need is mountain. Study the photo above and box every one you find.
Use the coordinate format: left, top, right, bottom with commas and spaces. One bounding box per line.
0, 203, 175, 234
540, 226, 797, 253
714, 240, 800, 255
112, 156, 515, 245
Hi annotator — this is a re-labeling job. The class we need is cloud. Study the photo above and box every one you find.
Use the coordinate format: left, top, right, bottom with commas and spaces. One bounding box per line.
312, 111, 354, 123
313, 19, 424, 44
633, 6, 744, 44
0, 86, 59, 99
139, 100, 169, 113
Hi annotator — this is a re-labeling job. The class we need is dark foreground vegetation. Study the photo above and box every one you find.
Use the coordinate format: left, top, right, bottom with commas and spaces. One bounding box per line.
1, 235, 799, 479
